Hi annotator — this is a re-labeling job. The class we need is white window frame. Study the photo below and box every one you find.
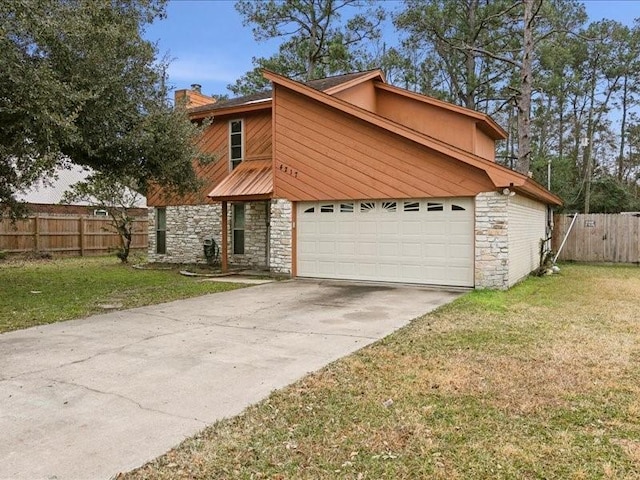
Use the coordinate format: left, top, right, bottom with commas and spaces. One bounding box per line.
232, 203, 245, 255
155, 207, 166, 255
229, 119, 244, 171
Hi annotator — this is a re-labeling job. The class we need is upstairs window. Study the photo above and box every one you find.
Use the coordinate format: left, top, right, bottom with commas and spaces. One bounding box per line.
229, 119, 243, 170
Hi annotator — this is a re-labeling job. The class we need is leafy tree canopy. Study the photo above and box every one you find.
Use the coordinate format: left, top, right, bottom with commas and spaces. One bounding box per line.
230, 0, 385, 95
1, 0, 207, 217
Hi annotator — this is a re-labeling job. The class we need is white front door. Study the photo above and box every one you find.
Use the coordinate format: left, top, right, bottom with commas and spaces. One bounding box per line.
297, 198, 474, 287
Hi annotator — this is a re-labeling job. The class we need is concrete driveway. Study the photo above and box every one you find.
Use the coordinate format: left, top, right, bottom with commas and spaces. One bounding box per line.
0, 280, 460, 480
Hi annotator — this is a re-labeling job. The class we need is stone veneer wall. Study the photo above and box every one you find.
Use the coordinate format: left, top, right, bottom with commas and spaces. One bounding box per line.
228, 201, 268, 269
148, 202, 268, 269
148, 204, 221, 264
475, 192, 510, 289
269, 199, 292, 274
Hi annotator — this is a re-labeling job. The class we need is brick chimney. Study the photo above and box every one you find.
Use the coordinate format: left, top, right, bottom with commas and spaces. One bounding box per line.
174, 84, 216, 108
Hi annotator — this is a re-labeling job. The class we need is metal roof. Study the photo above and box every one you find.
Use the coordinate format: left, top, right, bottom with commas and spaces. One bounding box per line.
207, 159, 273, 201
189, 70, 383, 115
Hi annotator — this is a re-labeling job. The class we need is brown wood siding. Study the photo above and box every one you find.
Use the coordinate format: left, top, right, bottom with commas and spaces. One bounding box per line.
332, 81, 376, 112
475, 128, 496, 161
273, 87, 495, 201
148, 111, 272, 206
375, 88, 476, 154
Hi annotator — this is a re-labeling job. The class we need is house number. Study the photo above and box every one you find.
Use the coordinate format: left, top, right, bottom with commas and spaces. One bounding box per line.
278, 162, 298, 178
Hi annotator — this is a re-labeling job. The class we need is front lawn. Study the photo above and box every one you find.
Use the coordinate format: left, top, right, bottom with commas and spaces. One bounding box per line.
123, 264, 640, 479
0, 256, 244, 333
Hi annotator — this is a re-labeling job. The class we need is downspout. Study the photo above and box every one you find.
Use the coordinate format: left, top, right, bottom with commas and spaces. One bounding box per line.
553, 213, 578, 264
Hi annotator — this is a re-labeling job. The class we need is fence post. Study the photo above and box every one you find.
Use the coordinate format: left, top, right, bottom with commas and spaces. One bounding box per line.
34, 214, 40, 252
79, 217, 85, 256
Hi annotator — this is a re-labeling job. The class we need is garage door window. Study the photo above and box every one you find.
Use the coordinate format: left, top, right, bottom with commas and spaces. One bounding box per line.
427, 202, 444, 211
320, 204, 334, 213
381, 201, 397, 212
360, 202, 375, 212
452, 204, 466, 211
403, 201, 420, 212
340, 202, 354, 213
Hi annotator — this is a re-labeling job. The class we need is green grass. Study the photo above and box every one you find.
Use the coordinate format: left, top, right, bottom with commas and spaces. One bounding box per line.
122, 264, 640, 480
0, 256, 245, 333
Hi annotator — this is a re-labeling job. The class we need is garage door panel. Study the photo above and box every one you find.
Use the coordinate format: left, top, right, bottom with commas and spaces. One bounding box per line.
318, 222, 337, 234
424, 244, 447, 259
297, 198, 474, 287
317, 240, 336, 255
378, 221, 399, 235
401, 223, 422, 236
358, 222, 377, 234
336, 261, 357, 275
402, 243, 421, 257
298, 222, 317, 234
336, 242, 355, 255
358, 242, 377, 256
337, 222, 357, 234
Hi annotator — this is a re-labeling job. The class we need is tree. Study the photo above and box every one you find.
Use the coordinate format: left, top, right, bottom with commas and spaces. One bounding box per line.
1, 0, 207, 218
231, 0, 385, 95
394, 0, 588, 175
394, 0, 521, 112
62, 172, 143, 263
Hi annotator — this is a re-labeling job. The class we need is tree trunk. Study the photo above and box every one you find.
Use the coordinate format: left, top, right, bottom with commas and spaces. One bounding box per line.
515, 0, 534, 175
618, 75, 628, 181
465, 0, 478, 110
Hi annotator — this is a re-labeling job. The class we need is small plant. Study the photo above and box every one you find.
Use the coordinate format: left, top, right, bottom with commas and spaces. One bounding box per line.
0, 250, 7, 261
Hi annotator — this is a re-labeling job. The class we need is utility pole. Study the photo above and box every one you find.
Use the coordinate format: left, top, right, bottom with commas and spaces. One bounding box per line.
582, 136, 592, 213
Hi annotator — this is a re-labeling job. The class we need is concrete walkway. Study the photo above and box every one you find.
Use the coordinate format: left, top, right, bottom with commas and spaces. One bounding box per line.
0, 280, 460, 480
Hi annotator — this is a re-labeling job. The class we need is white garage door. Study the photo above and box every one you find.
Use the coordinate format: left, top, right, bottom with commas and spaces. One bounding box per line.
297, 198, 474, 287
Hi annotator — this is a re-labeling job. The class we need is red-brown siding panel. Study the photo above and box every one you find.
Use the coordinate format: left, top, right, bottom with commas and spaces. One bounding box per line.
273, 87, 495, 201
148, 111, 272, 206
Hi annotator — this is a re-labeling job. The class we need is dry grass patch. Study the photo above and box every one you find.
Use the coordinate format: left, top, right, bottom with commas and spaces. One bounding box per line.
123, 264, 640, 480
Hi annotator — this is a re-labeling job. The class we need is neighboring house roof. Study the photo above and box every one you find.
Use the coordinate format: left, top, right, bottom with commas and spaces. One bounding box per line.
17, 165, 92, 205
189, 70, 385, 119
16, 164, 147, 207
208, 159, 272, 201
262, 70, 561, 206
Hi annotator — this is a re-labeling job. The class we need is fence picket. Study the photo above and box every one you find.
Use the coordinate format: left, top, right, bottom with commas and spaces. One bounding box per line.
552, 213, 640, 264
0, 215, 148, 256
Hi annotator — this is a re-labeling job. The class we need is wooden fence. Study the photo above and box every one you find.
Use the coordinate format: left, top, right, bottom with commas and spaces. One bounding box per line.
552, 213, 640, 264
0, 214, 148, 256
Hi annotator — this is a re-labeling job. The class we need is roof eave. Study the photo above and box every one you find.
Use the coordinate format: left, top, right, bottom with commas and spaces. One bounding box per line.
322, 69, 386, 95
208, 193, 273, 202
189, 101, 272, 120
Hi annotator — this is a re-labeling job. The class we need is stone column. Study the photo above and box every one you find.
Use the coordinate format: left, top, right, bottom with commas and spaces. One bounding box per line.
269, 199, 292, 274
475, 192, 509, 289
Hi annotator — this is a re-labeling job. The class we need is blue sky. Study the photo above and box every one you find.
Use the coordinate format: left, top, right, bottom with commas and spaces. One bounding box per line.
144, 0, 640, 97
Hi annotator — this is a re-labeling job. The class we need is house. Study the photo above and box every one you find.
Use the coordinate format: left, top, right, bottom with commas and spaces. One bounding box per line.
147, 70, 561, 289
17, 164, 147, 216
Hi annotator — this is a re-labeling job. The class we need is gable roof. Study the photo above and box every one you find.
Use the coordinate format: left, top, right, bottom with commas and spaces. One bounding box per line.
188, 70, 384, 119
374, 83, 507, 140
263, 70, 561, 206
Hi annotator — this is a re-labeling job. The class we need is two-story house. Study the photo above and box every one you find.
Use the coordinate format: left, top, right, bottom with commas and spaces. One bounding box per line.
147, 69, 561, 289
